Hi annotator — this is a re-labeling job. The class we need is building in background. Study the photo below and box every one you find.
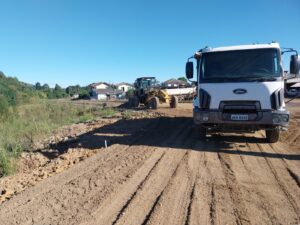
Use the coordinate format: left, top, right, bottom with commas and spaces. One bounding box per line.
89, 81, 130, 100
91, 88, 123, 100
162, 79, 190, 88
116, 82, 134, 92
89, 82, 111, 90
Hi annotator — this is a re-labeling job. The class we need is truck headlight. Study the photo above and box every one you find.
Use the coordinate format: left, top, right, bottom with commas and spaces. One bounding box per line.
273, 114, 289, 123
202, 114, 209, 121
280, 114, 289, 122
272, 115, 280, 124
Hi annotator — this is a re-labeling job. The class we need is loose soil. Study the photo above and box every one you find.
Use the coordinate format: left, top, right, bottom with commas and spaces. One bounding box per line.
0, 102, 299, 225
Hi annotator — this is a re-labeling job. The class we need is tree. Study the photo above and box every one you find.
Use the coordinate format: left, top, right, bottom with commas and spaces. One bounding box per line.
66, 86, 72, 95
42, 83, 50, 90
0, 71, 5, 79
54, 84, 62, 91
178, 77, 187, 82
35, 82, 42, 90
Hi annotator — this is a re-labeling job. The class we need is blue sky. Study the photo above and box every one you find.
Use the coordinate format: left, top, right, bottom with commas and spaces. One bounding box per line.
0, 0, 299, 87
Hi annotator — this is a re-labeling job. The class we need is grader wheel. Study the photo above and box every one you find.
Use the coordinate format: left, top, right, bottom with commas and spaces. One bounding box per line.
128, 96, 139, 108
133, 96, 139, 107
170, 96, 178, 108
147, 97, 159, 109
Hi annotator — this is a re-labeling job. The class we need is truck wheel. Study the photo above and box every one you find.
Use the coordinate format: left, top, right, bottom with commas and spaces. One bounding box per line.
148, 97, 159, 109
197, 126, 207, 140
265, 128, 280, 143
170, 96, 178, 108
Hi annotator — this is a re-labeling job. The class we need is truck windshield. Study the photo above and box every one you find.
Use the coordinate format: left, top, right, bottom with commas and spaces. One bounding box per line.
200, 48, 282, 82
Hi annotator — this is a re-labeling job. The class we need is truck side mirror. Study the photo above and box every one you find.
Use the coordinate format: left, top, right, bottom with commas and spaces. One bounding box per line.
186, 62, 194, 79
290, 55, 300, 74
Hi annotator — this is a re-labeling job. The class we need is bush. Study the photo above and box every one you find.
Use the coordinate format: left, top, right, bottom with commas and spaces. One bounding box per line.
0, 148, 17, 177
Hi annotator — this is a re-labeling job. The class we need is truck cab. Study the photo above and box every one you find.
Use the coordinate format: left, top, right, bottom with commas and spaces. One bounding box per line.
186, 43, 300, 143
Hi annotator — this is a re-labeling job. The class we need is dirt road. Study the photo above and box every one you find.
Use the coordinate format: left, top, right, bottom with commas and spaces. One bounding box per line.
0, 104, 299, 225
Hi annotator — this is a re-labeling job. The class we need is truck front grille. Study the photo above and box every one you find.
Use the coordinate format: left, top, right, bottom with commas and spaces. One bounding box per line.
219, 101, 262, 121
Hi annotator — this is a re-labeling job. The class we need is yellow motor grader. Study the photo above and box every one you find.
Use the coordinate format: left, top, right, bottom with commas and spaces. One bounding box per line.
128, 77, 178, 109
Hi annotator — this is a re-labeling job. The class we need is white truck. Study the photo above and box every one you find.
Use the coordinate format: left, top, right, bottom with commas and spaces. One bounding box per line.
186, 42, 300, 143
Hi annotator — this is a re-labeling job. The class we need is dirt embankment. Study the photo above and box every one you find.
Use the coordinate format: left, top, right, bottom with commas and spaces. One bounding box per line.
0, 103, 299, 225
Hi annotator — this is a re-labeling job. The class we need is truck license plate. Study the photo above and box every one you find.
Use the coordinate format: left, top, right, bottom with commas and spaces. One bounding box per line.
231, 114, 248, 121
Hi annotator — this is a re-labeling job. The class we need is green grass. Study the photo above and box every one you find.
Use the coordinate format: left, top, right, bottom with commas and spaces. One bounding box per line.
0, 149, 16, 176
122, 110, 133, 120
98, 108, 117, 118
0, 100, 118, 177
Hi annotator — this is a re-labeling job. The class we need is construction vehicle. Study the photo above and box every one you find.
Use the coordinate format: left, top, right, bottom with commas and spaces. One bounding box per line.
128, 77, 178, 109
186, 42, 300, 143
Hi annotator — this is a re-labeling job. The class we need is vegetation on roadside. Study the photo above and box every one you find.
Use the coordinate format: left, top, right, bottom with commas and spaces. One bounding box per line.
0, 100, 110, 176
98, 108, 117, 118
0, 72, 117, 177
122, 110, 133, 120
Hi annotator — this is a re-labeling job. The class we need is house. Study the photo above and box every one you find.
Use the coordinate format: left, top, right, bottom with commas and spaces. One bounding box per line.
89, 82, 111, 90
116, 82, 134, 93
91, 88, 123, 100
162, 79, 190, 88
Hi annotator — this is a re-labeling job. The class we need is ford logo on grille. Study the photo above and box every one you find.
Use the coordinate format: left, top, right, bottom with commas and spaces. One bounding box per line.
233, 89, 247, 94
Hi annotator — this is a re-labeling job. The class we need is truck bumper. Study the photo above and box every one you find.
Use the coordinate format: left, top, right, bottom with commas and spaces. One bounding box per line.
193, 108, 289, 131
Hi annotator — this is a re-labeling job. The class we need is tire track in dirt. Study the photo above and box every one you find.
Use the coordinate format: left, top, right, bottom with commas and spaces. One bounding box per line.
110, 151, 187, 225
51, 118, 192, 225
287, 168, 300, 187
79, 118, 194, 225
216, 131, 300, 225
235, 138, 279, 224
139, 153, 188, 225
184, 179, 196, 225
0, 118, 159, 206
245, 140, 299, 224
217, 152, 251, 225
178, 141, 212, 225
257, 143, 300, 219
183, 147, 201, 225
223, 135, 279, 224
204, 138, 250, 225
0, 117, 192, 225
265, 139, 300, 189
143, 146, 199, 225
1, 144, 154, 225
209, 135, 251, 225
110, 152, 166, 225
107, 128, 194, 225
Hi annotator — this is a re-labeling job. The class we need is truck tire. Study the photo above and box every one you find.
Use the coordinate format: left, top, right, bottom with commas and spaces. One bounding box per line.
265, 128, 280, 143
170, 96, 178, 108
197, 126, 207, 140
148, 97, 159, 109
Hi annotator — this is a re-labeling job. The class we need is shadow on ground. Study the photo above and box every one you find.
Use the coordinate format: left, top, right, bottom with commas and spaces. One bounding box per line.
39, 116, 300, 161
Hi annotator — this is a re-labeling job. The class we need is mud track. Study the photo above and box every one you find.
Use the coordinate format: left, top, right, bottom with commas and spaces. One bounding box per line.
0, 105, 299, 225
